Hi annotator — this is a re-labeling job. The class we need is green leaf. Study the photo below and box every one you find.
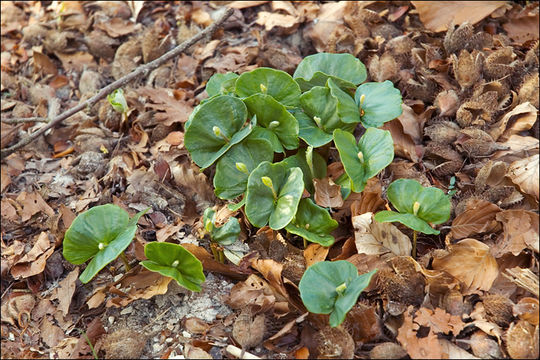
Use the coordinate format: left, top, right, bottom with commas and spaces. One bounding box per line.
245, 161, 304, 230
285, 198, 338, 246
228, 197, 246, 212
373, 178, 451, 234
63, 204, 148, 284
294, 110, 334, 148
355, 81, 403, 128
249, 125, 284, 153
235, 67, 301, 107
214, 137, 274, 199
294, 53, 367, 92
327, 78, 361, 124
184, 95, 253, 169
243, 94, 299, 150
107, 88, 128, 113
206, 72, 239, 97
140, 242, 205, 292
335, 172, 352, 200
299, 261, 376, 327
333, 128, 394, 193
203, 207, 241, 246
278, 147, 326, 194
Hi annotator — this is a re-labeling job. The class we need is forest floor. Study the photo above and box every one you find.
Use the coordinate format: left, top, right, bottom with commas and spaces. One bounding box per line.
1, 1, 539, 359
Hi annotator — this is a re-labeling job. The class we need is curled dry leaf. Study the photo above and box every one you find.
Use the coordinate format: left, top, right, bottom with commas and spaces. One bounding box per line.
492, 135, 538, 163
432, 238, 498, 295
468, 330, 503, 358
353, 212, 412, 257
16, 191, 55, 222
382, 118, 423, 163
10, 232, 55, 279
227, 274, 275, 313
0, 292, 36, 327
505, 320, 539, 359
255, 11, 299, 34
450, 199, 501, 239
489, 102, 538, 142
507, 154, 539, 201
514, 297, 539, 326
303, 243, 329, 268
313, 177, 343, 208
491, 210, 539, 257
232, 308, 266, 351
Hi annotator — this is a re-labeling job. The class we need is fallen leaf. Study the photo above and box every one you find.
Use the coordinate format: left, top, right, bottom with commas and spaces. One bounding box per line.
432, 239, 499, 295
0, 292, 36, 327
411, 1, 507, 32
138, 86, 194, 125
184, 344, 213, 359
450, 199, 501, 239
303, 243, 329, 268
50, 268, 79, 316
489, 102, 538, 141
492, 135, 538, 163
505, 320, 539, 359
11, 232, 55, 279
33, 51, 58, 76
503, 10, 540, 43
397, 305, 443, 358
255, 11, 299, 34
514, 297, 539, 326
106, 267, 172, 307
414, 307, 465, 335
227, 274, 276, 313
353, 212, 412, 257
491, 210, 539, 257
232, 308, 266, 350
382, 118, 423, 162
40, 316, 65, 348
229, 1, 269, 9
182, 243, 250, 279
16, 191, 55, 222
95, 18, 138, 38
439, 339, 479, 359
313, 177, 343, 208
507, 154, 539, 200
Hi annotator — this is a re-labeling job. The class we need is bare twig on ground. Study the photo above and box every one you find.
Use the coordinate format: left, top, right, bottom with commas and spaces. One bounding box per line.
0, 7, 234, 160
1, 117, 49, 124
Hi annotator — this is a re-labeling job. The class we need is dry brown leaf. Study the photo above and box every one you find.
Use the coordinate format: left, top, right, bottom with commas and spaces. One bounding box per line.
467, 330, 502, 358
40, 316, 65, 348
507, 154, 539, 200
432, 238, 499, 295
11, 232, 54, 279
397, 306, 443, 359
255, 11, 299, 34
227, 274, 276, 313
50, 268, 79, 316
439, 339, 479, 359
492, 135, 539, 163
382, 118, 423, 162
353, 212, 412, 257
16, 191, 55, 222
505, 320, 539, 359
450, 199, 501, 239
138, 86, 194, 126
414, 307, 465, 335
1, 165, 11, 192
303, 243, 329, 268
182, 243, 249, 279
491, 210, 539, 257
343, 303, 384, 343
503, 11, 540, 43
172, 161, 216, 213
1, 198, 18, 222
489, 102, 538, 141
184, 344, 213, 359
33, 51, 58, 76
95, 17, 138, 38
0, 292, 36, 327
514, 297, 539, 326
228, 1, 269, 9
411, 1, 507, 32
232, 308, 266, 350
313, 177, 343, 208
396, 104, 423, 144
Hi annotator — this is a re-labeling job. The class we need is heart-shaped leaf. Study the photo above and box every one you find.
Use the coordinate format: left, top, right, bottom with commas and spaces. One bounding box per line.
245, 161, 304, 230
213, 137, 274, 199
63, 204, 148, 284
278, 147, 326, 194
206, 72, 238, 97
249, 125, 284, 153
285, 198, 338, 246
299, 261, 377, 327
374, 178, 451, 234
298, 86, 355, 147
327, 78, 361, 124
184, 95, 253, 169
203, 208, 241, 246
140, 242, 205, 292
355, 81, 403, 128
243, 94, 299, 150
294, 52, 367, 92
235, 67, 301, 107
333, 128, 394, 193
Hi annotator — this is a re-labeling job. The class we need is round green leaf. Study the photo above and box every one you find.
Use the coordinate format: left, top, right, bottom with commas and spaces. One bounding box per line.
243, 94, 299, 150
141, 242, 205, 292
293, 53, 367, 92
235, 67, 301, 107
206, 72, 239, 97
249, 125, 284, 153
299, 261, 377, 327
333, 128, 394, 193
184, 95, 252, 169
374, 211, 440, 235
355, 81, 403, 128
245, 162, 304, 230
294, 110, 334, 147
63, 204, 148, 284
213, 137, 274, 199
327, 78, 361, 124
285, 198, 338, 246
278, 147, 326, 194
212, 217, 241, 246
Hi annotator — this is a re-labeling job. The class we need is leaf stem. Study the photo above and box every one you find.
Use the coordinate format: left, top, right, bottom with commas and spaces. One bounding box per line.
412, 230, 417, 259
119, 252, 131, 271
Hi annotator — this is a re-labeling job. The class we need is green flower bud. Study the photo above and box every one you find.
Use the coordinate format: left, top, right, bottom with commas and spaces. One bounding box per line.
205, 218, 213, 232
171, 260, 180, 268
98, 242, 106, 250
107, 89, 128, 114
260, 83, 267, 94
235, 162, 249, 174
335, 282, 347, 295
357, 151, 364, 162
268, 121, 280, 130
212, 126, 221, 137
261, 176, 274, 189
313, 116, 322, 128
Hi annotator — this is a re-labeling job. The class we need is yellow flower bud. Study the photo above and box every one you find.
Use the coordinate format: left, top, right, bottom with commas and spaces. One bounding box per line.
212, 126, 221, 137
98, 242, 106, 250
413, 201, 420, 216
357, 151, 364, 162
260, 83, 268, 93
235, 162, 249, 174
261, 176, 273, 189
171, 260, 180, 268
268, 121, 280, 129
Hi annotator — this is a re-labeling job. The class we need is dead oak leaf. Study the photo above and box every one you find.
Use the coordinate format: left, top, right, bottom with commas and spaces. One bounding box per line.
414, 307, 465, 335
492, 210, 539, 256
432, 238, 499, 295
138, 86, 194, 126
313, 177, 343, 208
16, 191, 55, 222
397, 306, 443, 359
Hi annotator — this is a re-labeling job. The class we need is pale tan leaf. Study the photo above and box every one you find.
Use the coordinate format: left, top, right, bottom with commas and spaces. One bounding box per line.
303, 243, 329, 268
396, 104, 423, 144
16, 191, 55, 222
228, 1, 269, 9
489, 102, 538, 141
411, 1, 507, 32
353, 212, 412, 257
50, 268, 79, 316
414, 307, 465, 335
382, 119, 423, 163
492, 135, 538, 163
432, 239, 499, 295
491, 210, 539, 257
507, 154, 539, 200
503, 11, 540, 43
450, 200, 501, 239
255, 11, 299, 33
439, 339, 479, 359
40, 317, 65, 348
313, 177, 343, 208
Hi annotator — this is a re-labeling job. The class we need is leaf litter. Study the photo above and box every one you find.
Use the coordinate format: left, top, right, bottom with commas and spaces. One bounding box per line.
1, 1, 539, 359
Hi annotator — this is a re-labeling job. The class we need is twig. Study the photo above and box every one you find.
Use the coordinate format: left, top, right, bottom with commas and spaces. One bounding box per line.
0, 7, 234, 160
225, 345, 261, 359
1, 117, 49, 124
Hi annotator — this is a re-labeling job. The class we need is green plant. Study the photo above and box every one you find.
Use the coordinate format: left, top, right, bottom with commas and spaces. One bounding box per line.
203, 207, 241, 262
107, 88, 129, 128
140, 242, 205, 292
374, 179, 451, 257
299, 261, 377, 327
63, 204, 148, 284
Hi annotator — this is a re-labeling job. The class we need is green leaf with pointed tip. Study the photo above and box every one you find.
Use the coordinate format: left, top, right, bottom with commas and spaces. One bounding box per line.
245, 162, 304, 230
278, 147, 326, 194
206, 72, 239, 97
235, 67, 301, 107
141, 242, 205, 292
355, 81, 403, 128
333, 128, 394, 193
243, 94, 299, 150
374, 179, 451, 234
249, 125, 284, 153
286, 198, 338, 246
63, 204, 148, 284
327, 78, 361, 124
335, 172, 352, 200
214, 138, 274, 199
202, 207, 241, 246
184, 95, 253, 169
294, 53, 367, 92
299, 261, 376, 327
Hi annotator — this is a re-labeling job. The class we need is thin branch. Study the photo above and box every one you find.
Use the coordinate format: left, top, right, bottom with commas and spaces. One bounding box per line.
0, 7, 234, 160
1, 117, 49, 124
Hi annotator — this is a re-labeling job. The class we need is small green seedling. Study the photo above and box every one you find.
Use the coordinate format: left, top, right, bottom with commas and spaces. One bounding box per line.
285, 198, 338, 247
63, 204, 148, 284
107, 88, 129, 128
206, 72, 239, 97
203, 207, 241, 263
374, 178, 451, 257
299, 261, 377, 327
140, 242, 205, 292
355, 80, 403, 128
235, 67, 301, 107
